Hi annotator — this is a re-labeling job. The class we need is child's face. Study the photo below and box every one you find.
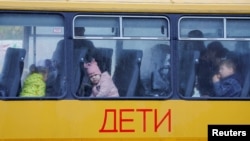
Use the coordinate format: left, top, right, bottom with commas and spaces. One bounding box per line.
219, 64, 234, 78
90, 74, 101, 84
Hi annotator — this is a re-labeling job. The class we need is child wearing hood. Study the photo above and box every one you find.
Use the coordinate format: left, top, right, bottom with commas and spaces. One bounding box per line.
20, 59, 49, 97
84, 59, 119, 97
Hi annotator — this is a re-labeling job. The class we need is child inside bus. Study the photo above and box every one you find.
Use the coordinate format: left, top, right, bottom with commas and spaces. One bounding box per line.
212, 59, 242, 97
199, 41, 229, 97
84, 59, 119, 97
20, 59, 49, 97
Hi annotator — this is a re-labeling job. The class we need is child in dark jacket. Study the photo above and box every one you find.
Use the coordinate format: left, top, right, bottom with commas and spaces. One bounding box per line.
212, 59, 242, 97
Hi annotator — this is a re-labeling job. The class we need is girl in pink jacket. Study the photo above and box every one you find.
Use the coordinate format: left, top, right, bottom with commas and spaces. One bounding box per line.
84, 59, 119, 97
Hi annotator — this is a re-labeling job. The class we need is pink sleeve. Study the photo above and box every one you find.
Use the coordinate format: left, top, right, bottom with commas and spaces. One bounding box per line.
95, 72, 118, 97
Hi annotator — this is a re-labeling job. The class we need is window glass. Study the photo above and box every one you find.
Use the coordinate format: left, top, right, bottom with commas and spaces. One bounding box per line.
0, 13, 64, 99
0, 13, 63, 26
74, 39, 171, 98
123, 17, 169, 38
179, 18, 224, 38
227, 19, 250, 38
178, 39, 250, 98
73, 15, 171, 98
74, 16, 119, 37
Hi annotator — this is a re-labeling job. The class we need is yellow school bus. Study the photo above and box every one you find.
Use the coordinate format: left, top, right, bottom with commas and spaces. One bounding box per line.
0, 0, 250, 141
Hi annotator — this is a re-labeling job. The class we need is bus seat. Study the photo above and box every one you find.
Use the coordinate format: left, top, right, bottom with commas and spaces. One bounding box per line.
0, 83, 5, 97
183, 50, 200, 97
113, 49, 143, 97
0, 47, 26, 97
45, 59, 59, 97
149, 44, 171, 96
72, 39, 96, 96
239, 52, 250, 97
241, 71, 250, 97
233, 42, 250, 97
94, 47, 113, 74
50, 39, 66, 97
74, 39, 96, 62
73, 46, 88, 96
73, 39, 96, 97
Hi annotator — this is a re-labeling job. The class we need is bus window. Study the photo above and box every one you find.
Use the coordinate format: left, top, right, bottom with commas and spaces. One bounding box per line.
179, 40, 250, 98
179, 17, 224, 38
74, 16, 119, 37
0, 13, 64, 99
178, 17, 250, 98
123, 17, 169, 38
73, 15, 171, 98
227, 19, 250, 38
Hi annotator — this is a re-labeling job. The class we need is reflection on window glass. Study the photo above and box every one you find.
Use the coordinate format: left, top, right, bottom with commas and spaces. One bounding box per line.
179, 18, 224, 38
74, 40, 171, 98
178, 40, 250, 98
0, 13, 64, 99
227, 19, 250, 38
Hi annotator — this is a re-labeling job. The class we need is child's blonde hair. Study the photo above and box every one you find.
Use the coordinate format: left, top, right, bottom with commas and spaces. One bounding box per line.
220, 59, 236, 72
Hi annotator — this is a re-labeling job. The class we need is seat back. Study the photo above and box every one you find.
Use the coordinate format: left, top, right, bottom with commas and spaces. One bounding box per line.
113, 49, 143, 97
73, 39, 96, 96
236, 53, 250, 97
94, 47, 113, 74
73, 46, 88, 95
0, 47, 26, 97
49, 39, 66, 97
241, 71, 250, 97
179, 50, 200, 97
149, 44, 171, 96
233, 42, 250, 97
